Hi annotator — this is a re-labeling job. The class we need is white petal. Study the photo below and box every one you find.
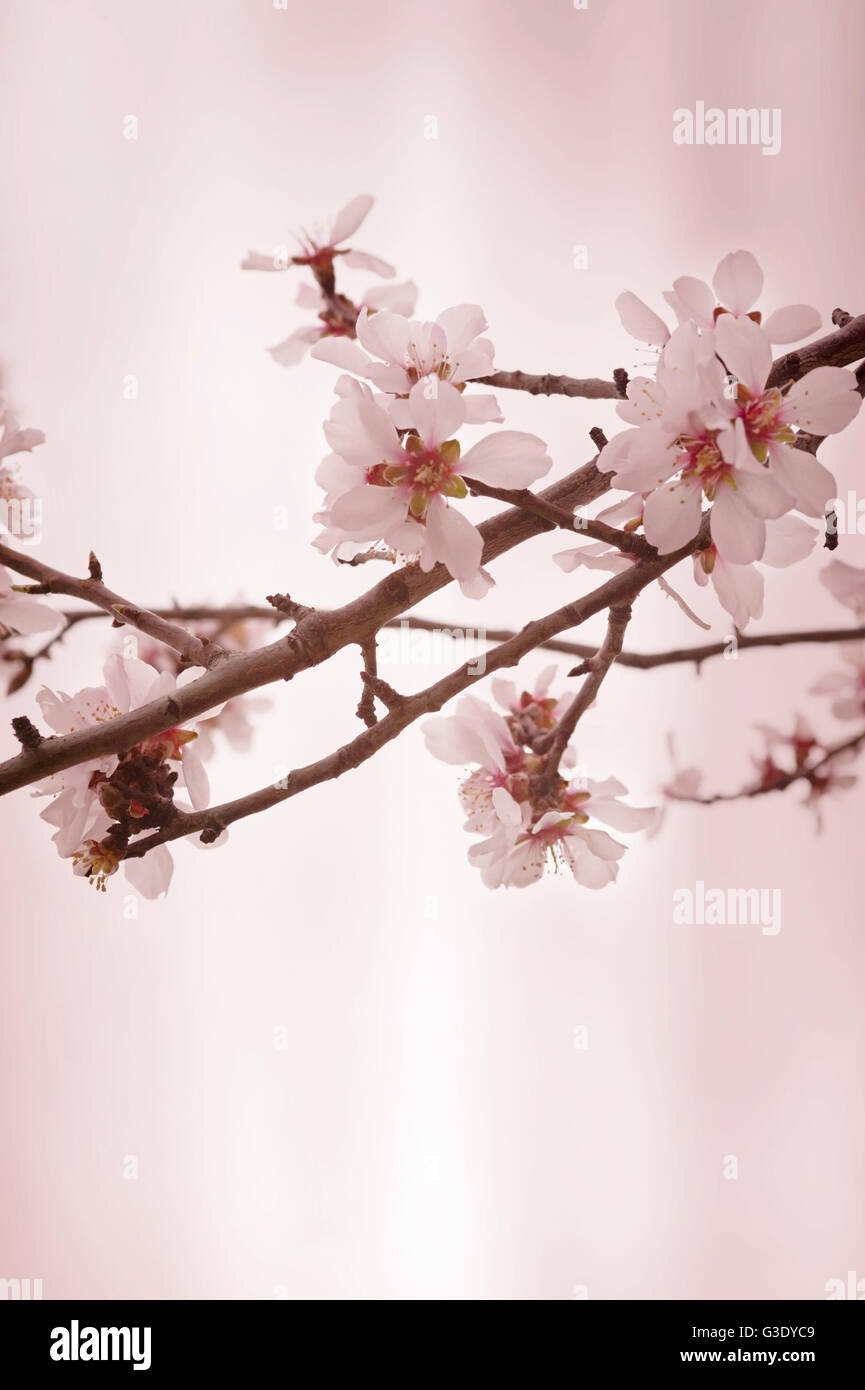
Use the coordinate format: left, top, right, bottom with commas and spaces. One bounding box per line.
492, 786, 522, 826
181, 747, 210, 810
124, 845, 174, 899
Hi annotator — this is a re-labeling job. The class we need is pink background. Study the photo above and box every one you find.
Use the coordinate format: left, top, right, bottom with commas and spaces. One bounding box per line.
1, 0, 863, 1298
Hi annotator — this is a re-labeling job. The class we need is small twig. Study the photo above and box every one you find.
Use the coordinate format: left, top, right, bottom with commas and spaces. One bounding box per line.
461, 475, 654, 558
265, 592, 314, 621
471, 369, 620, 400
356, 639, 379, 727
668, 728, 865, 806
534, 602, 633, 789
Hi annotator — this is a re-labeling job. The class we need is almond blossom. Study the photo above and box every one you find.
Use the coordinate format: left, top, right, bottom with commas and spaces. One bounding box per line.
311, 303, 502, 423
34, 655, 223, 897
268, 280, 419, 367
617, 249, 821, 348
314, 377, 551, 597
242, 193, 395, 284
713, 313, 860, 514
600, 315, 860, 564
423, 685, 656, 889
691, 514, 817, 629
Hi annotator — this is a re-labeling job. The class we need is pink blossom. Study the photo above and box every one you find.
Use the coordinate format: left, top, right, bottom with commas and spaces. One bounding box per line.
311, 303, 502, 423
424, 689, 655, 889
242, 194, 395, 280
314, 378, 551, 597
34, 655, 224, 898
617, 250, 821, 347
268, 280, 418, 367
692, 514, 817, 629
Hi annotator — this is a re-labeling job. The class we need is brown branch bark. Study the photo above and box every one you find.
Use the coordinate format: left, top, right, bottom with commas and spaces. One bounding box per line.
0, 542, 228, 670
123, 537, 705, 860
472, 369, 623, 399
2, 312, 864, 804
534, 602, 633, 789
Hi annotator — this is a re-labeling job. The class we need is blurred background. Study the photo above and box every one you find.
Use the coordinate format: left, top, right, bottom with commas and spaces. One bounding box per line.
1, 0, 863, 1299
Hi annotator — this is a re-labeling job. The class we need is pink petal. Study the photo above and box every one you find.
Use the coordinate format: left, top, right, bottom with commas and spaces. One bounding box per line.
711, 558, 764, 629
460, 430, 552, 488
712, 250, 763, 315
407, 379, 466, 446
435, 303, 488, 351
328, 194, 374, 245
309, 336, 370, 373
760, 304, 821, 344
615, 291, 670, 345
424, 495, 483, 582
670, 275, 715, 328
329, 485, 407, 538
767, 441, 836, 517
785, 366, 862, 435
714, 313, 772, 395
710, 485, 766, 563
342, 249, 395, 278
356, 306, 412, 365
269, 326, 323, 367
642, 477, 703, 553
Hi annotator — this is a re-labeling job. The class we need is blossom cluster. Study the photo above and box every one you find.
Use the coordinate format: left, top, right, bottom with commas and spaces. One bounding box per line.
244, 195, 552, 596
591, 251, 861, 628
1, 209, 863, 901
423, 669, 656, 888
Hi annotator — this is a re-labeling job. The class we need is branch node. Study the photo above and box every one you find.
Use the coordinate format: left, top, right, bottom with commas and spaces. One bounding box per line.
266, 592, 314, 621
11, 715, 44, 750
88, 551, 103, 582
